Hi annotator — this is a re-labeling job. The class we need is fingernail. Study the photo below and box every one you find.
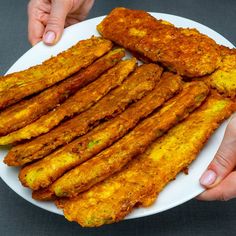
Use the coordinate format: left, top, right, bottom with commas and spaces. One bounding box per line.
43, 31, 56, 44
200, 169, 217, 186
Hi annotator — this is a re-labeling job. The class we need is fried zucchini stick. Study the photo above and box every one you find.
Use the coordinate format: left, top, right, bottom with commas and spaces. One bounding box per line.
205, 46, 236, 98
0, 58, 135, 145
97, 8, 221, 77
57, 93, 235, 227
46, 81, 209, 198
6, 67, 173, 168
0, 37, 112, 109
31, 72, 182, 200
0, 49, 125, 136
13, 64, 160, 176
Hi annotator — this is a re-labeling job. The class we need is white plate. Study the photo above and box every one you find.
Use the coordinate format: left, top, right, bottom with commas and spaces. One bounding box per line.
0, 13, 235, 220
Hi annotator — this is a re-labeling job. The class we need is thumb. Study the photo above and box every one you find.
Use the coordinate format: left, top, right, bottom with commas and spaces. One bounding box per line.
43, 0, 72, 45
200, 116, 236, 188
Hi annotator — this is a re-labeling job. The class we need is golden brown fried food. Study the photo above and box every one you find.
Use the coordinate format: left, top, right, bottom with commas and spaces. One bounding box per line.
32, 72, 182, 201
6, 68, 179, 168
8, 63, 158, 164
49, 81, 208, 198
205, 46, 236, 98
97, 8, 221, 77
18, 64, 163, 190
0, 37, 112, 109
57, 92, 235, 227
0, 58, 136, 145
0, 49, 125, 136
9, 63, 163, 166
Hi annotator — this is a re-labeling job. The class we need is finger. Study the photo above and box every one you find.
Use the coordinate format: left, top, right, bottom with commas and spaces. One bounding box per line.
65, 17, 80, 28
76, 0, 95, 21
43, 0, 73, 45
197, 171, 236, 201
65, 0, 95, 27
39, 13, 50, 26
200, 116, 236, 188
28, 2, 45, 45
28, 18, 45, 46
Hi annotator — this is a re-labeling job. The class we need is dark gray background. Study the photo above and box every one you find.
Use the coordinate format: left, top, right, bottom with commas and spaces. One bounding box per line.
0, 0, 236, 235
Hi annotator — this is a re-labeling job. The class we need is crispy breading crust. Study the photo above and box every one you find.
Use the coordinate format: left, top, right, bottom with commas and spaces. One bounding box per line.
0, 58, 136, 145
57, 92, 235, 227
32, 72, 182, 201
207, 46, 236, 98
7, 68, 179, 168
7, 62, 165, 166
97, 8, 221, 77
50, 81, 209, 198
0, 49, 125, 136
18, 64, 163, 190
0, 37, 112, 109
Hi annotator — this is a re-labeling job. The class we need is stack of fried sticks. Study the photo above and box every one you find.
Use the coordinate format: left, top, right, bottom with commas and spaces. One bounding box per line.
1, 8, 236, 227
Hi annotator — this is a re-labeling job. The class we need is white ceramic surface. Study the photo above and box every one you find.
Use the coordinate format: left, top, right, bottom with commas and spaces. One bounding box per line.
0, 13, 235, 220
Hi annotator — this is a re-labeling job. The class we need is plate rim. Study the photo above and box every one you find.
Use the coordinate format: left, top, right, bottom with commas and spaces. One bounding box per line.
0, 12, 235, 221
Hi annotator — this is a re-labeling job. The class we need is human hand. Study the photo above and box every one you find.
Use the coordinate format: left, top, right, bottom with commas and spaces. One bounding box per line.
28, 0, 94, 46
198, 116, 236, 201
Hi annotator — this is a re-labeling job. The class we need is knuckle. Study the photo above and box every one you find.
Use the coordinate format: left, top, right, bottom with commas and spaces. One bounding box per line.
28, 1, 41, 18
47, 16, 63, 28
214, 150, 232, 171
31, 9, 43, 21
53, 0, 73, 9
